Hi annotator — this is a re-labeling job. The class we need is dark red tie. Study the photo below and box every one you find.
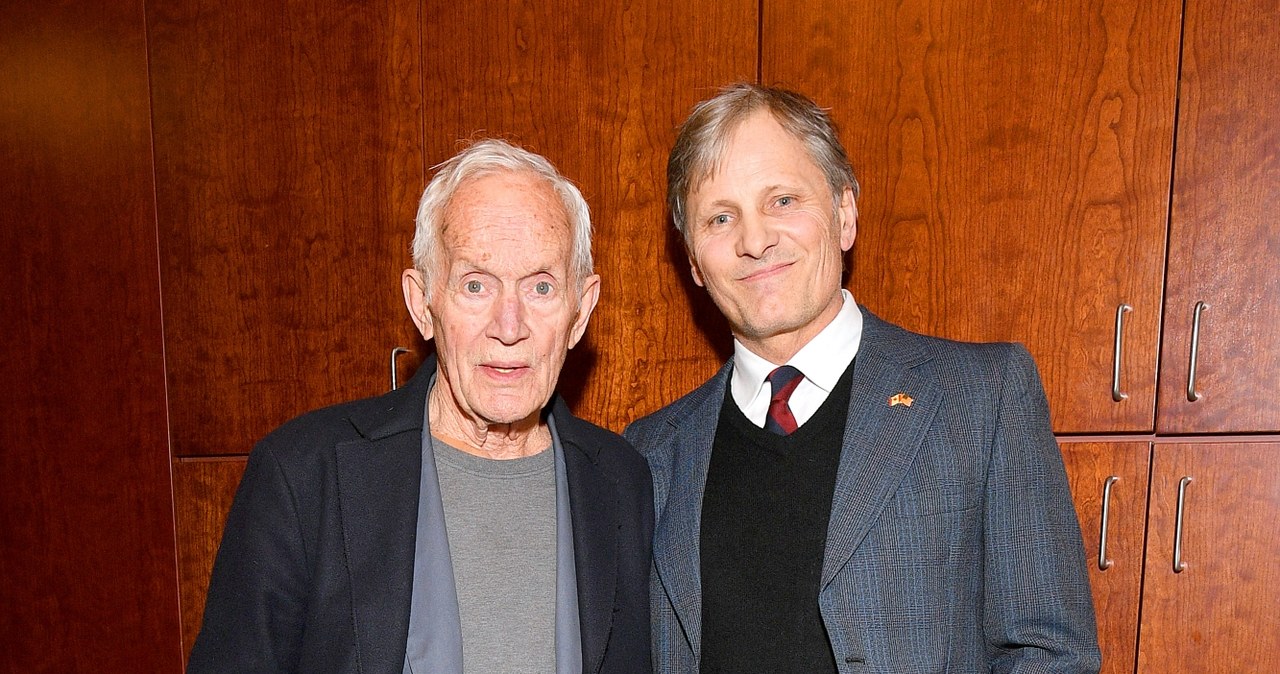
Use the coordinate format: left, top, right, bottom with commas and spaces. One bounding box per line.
764, 365, 804, 435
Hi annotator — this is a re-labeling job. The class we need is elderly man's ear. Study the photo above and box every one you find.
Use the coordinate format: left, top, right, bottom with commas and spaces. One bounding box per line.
568, 273, 602, 350
402, 268, 433, 341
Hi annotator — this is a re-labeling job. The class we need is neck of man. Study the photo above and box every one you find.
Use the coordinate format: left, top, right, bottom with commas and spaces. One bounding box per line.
427, 383, 551, 460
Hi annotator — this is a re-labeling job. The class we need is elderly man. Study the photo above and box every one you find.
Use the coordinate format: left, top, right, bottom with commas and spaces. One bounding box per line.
625, 84, 1099, 672
190, 140, 653, 673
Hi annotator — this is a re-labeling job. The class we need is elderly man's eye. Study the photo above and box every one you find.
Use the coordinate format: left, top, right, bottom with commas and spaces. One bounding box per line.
465, 280, 483, 293
535, 281, 553, 295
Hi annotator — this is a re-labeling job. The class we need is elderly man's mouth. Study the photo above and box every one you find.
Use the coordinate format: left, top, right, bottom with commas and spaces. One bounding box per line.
482, 363, 529, 376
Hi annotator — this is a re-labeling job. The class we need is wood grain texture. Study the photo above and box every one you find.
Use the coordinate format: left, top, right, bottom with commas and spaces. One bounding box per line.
1059, 441, 1151, 674
1138, 442, 1280, 673
0, 1, 183, 670
147, 0, 426, 456
1157, 0, 1280, 433
173, 457, 247, 666
420, 0, 757, 432
762, 0, 1181, 433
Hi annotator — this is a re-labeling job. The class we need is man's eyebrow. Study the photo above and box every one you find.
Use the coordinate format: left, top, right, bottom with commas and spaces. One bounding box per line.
698, 198, 739, 211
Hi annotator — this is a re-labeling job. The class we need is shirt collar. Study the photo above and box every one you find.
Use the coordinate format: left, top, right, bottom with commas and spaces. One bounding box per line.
730, 290, 863, 405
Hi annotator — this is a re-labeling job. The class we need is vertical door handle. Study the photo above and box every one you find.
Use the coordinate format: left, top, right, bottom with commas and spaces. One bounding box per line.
1112, 304, 1132, 402
390, 346, 410, 390
1173, 476, 1193, 573
1098, 476, 1120, 570
1186, 301, 1209, 402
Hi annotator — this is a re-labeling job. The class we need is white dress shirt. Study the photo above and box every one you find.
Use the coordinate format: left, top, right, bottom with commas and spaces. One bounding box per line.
730, 290, 863, 428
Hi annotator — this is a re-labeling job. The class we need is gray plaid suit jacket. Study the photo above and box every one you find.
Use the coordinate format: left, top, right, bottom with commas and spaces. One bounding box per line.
624, 310, 1100, 673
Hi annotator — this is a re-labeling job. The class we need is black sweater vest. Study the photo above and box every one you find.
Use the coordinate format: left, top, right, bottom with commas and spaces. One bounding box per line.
699, 358, 856, 673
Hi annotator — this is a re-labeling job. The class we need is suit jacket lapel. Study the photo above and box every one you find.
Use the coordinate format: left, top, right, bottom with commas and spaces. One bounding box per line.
558, 412, 617, 673
651, 365, 730, 660
335, 361, 432, 672
822, 313, 940, 587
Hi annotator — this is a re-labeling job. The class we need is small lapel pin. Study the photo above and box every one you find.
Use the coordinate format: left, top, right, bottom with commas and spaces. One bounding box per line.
888, 392, 914, 407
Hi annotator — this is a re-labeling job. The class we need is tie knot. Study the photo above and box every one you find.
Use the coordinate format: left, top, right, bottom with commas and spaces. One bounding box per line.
767, 365, 804, 403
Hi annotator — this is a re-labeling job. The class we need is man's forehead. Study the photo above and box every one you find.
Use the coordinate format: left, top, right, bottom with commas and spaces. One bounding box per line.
690, 112, 815, 198
444, 173, 569, 234
439, 199, 572, 275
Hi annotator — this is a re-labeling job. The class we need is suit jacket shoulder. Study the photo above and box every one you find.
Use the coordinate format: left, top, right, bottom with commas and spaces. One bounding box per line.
624, 362, 731, 453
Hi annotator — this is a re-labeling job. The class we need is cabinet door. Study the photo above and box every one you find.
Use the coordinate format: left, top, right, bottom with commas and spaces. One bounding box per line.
1157, 0, 1280, 434
148, 0, 426, 457
420, 0, 757, 431
1059, 441, 1150, 674
762, 0, 1180, 433
1137, 442, 1280, 673
1, 1, 183, 669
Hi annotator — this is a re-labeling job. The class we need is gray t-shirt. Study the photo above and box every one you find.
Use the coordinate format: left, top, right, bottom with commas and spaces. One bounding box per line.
433, 436, 557, 674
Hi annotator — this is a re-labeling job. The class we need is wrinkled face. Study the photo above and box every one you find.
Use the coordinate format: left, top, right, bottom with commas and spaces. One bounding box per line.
685, 110, 857, 359
407, 170, 599, 428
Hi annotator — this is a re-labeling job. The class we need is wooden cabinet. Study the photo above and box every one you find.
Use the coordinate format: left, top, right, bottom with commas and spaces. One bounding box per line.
1156, 0, 1280, 434
761, 0, 1182, 434
767, 0, 1279, 670
1136, 441, 1280, 673
762, 0, 1280, 437
1062, 440, 1280, 674
147, 0, 426, 458
1060, 442, 1150, 674
0, 1, 183, 670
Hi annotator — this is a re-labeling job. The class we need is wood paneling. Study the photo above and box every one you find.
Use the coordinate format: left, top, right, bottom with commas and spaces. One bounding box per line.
1157, 0, 1280, 434
173, 458, 247, 665
420, 0, 758, 431
0, 1, 183, 671
762, 0, 1181, 433
146, 0, 425, 456
1059, 441, 1150, 674
1138, 442, 1280, 673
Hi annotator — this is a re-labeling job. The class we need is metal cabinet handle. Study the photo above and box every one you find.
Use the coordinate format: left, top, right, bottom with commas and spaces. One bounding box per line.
390, 347, 410, 390
1112, 304, 1132, 402
1173, 476, 1193, 573
1099, 476, 1120, 570
1186, 301, 1209, 402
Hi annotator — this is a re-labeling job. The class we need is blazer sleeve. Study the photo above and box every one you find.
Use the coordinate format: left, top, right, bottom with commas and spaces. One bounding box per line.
983, 345, 1101, 673
187, 437, 310, 674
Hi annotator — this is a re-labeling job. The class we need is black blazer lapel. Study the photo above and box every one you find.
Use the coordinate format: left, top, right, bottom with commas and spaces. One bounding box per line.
558, 414, 618, 672
334, 361, 432, 672
821, 313, 941, 587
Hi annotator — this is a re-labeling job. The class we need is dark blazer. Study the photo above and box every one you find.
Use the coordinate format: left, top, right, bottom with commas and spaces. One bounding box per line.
189, 356, 654, 673
624, 311, 1100, 673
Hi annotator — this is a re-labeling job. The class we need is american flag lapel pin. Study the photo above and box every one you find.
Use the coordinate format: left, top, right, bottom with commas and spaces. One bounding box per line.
888, 392, 914, 407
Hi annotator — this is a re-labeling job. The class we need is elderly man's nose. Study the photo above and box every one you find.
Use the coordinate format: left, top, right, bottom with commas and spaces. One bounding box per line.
490, 293, 529, 344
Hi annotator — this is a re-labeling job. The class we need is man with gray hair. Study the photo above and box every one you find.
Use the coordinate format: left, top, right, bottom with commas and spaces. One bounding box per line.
190, 139, 654, 674
625, 84, 1099, 672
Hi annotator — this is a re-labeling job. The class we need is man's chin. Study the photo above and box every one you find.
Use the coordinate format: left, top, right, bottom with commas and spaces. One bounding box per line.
475, 406, 543, 430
